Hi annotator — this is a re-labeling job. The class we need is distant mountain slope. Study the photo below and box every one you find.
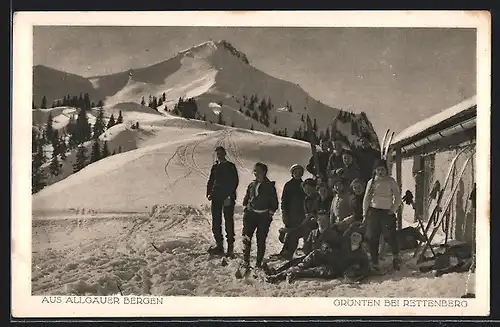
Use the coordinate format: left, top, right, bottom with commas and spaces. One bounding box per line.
33, 40, 379, 149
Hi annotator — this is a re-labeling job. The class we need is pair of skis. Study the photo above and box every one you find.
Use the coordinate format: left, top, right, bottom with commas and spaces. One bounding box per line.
380, 129, 395, 160
414, 146, 475, 263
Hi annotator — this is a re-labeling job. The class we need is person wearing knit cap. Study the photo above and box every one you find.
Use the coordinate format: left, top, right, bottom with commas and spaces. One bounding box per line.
362, 158, 402, 271
275, 164, 307, 259
272, 178, 318, 261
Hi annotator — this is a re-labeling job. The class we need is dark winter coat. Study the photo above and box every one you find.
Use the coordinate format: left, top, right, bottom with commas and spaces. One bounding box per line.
338, 162, 362, 187
349, 193, 364, 221
339, 225, 371, 278
304, 193, 320, 217
281, 178, 307, 227
314, 194, 334, 215
206, 160, 239, 201
306, 151, 331, 179
356, 148, 381, 182
327, 150, 344, 174
242, 177, 279, 214
303, 226, 343, 256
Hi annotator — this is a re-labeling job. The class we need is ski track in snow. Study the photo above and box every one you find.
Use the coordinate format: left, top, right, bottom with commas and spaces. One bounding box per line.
32, 203, 474, 297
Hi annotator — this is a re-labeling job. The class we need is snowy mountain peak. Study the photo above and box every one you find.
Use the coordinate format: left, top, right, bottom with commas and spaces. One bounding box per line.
214, 40, 250, 65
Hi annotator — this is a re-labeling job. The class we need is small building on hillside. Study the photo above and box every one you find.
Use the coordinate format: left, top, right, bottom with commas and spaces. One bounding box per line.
390, 95, 476, 245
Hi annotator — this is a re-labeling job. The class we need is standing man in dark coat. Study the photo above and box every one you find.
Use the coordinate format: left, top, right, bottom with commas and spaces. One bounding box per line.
206, 146, 239, 257
277, 164, 307, 259
356, 136, 381, 183
306, 139, 331, 182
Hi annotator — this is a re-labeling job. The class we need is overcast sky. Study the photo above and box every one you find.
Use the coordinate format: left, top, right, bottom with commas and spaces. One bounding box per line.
33, 26, 476, 137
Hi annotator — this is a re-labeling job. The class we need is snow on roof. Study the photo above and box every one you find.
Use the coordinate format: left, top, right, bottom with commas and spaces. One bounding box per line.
391, 95, 476, 145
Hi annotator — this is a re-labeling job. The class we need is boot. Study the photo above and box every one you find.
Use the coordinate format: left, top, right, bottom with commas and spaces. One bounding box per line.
225, 242, 235, 258
392, 257, 401, 271
207, 243, 224, 255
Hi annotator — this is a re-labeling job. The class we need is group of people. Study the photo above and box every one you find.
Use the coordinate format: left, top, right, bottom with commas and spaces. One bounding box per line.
205, 136, 403, 283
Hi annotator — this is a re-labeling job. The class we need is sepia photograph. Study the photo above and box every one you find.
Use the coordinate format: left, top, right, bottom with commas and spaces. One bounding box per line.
12, 11, 490, 317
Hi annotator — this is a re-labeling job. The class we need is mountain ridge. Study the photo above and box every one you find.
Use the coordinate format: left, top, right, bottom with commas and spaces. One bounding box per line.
33, 39, 380, 149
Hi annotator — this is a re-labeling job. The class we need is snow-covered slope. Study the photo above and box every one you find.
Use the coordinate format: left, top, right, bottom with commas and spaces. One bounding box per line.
32, 123, 314, 215
33, 40, 380, 149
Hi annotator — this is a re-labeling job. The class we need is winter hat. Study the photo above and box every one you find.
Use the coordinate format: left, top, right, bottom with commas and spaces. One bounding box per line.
215, 146, 226, 154
342, 149, 354, 158
290, 164, 304, 175
329, 174, 345, 185
373, 158, 388, 171
350, 177, 365, 188
303, 178, 317, 188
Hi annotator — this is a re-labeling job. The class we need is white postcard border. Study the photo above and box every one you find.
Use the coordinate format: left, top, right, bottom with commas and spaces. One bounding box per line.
12, 10, 491, 318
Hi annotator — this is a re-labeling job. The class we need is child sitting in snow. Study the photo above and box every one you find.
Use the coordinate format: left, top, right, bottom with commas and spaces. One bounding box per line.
340, 222, 371, 283
266, 210, 344, 284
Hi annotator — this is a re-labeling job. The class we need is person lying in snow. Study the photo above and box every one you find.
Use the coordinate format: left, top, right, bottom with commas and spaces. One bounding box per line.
266, 217, 371, 284
266, 210, 343, 283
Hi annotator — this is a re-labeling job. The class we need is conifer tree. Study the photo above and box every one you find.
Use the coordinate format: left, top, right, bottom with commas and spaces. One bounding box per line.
73, 145, 88, 172
101, 140, 110, 158
51, 129, 60, 156
107, 114, 116, 129
93, 107, 106, 138
46, 112, 54, 144
274, 116, 277, 124
118, 145, 122, 153
231, 122, 235, 127
59, 137, 67, 161
112, 149, 116, 156
217, 113, 224, 125
32, 129, 39, 153
250, 124, 254, 130
49, 154, 62, 177
140, 96, 146, 106
162, 92, 166, 102
41, 96, 47, 109
116, 111, 124, 124
90, 139, 101, 163
97, 100, 104, 108
32, 99, 37, 109
32, 143, 47, 194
